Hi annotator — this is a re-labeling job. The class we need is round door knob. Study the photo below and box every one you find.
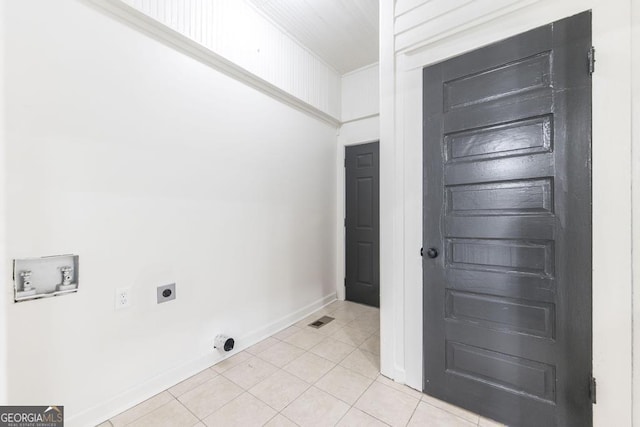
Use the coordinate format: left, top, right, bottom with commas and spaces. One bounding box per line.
426, 248, 438, 259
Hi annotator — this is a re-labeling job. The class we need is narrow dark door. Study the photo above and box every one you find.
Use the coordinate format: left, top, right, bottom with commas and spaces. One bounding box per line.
423, 12, 592, 427
346, 142, 380, 307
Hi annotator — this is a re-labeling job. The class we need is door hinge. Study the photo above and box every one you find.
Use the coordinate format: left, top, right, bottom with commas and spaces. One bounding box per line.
344, 277, 346, 287
420, 247, 424, 257
589, 377, 597, 404
588, 46, 596, 76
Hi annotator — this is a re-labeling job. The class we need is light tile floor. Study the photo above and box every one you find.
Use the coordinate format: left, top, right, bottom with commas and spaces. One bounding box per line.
98, 300, 505, 427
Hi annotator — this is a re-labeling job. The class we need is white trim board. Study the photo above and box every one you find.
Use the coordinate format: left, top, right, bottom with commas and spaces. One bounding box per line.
341, 113, 379, 126
82, 0, 341, 128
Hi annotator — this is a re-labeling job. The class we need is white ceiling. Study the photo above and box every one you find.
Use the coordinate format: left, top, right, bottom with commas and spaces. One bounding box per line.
247, 0, 379, 74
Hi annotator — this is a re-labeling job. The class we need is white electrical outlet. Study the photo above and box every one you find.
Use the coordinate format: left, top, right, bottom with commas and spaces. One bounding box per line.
115, 287, 131, 310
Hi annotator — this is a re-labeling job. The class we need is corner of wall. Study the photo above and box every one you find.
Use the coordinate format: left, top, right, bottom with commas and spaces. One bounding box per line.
378, 0, 398, 381
0, 0, 7, 404
631, 0, 640, 423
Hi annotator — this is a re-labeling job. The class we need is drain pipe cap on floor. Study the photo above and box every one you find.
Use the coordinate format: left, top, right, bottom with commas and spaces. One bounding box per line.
214, 335, 235, 352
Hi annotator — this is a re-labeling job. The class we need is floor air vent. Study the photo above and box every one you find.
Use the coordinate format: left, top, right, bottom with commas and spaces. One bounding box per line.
308, 316, 335, 329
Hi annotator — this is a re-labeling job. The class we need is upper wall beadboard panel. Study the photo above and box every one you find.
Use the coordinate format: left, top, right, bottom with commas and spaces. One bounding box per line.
122, 0, 341, 119
394, 0, 540, 53
395, 0, 472, 35
395, 0, 430, 17
247, 0, 378, 74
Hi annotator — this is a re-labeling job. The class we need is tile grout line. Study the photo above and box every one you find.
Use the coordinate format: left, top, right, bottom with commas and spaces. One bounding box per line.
308, 338, 357, 362
220, 356, 280, 391
246, 367, 313, 413
275, 383, 318, 425
348, 377, 391, 426
420, 397, 480, 425
196, 387, 252, 424
373, 380, 421, 425
261, 412, 279, 426
174, 398, 204, 426
124, 397, 176, 426
277, 412, 301, 426
376, 375, 422, 400
113, 392, 175, 427
311, 356, 373, 407
405, 398, 420, 427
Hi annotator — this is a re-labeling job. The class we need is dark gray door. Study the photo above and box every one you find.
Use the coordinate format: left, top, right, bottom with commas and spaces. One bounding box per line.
423, 12, 592, 427
346, 142, 380, 307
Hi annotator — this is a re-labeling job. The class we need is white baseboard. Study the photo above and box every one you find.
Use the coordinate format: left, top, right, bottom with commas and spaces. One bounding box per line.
380, 364, 408, 384
68, 292, 337, 427
393, 367, 407, 385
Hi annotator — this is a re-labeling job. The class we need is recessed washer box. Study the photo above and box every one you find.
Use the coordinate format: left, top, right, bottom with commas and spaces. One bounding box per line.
13, 254, 79, 303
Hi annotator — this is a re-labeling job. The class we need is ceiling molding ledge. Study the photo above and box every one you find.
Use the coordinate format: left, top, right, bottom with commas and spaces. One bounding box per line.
342, 62, 380, 78
81, 0, 341, 128
341, 113, 380, 125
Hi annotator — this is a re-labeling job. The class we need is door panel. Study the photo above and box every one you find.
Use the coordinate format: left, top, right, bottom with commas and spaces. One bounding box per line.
423, 12, 592, 427
346, 142, 380, 307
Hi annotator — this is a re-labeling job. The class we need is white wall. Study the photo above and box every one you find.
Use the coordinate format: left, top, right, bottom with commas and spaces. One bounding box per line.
380, 0, 636, 425
339, 63, 380, 148
632, 0, 640, 424
341, 63, 379, 123
120, 0, 342, 120
0, 0, 8, 404
3, 1, 337, 425
336, 63, 380, 300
